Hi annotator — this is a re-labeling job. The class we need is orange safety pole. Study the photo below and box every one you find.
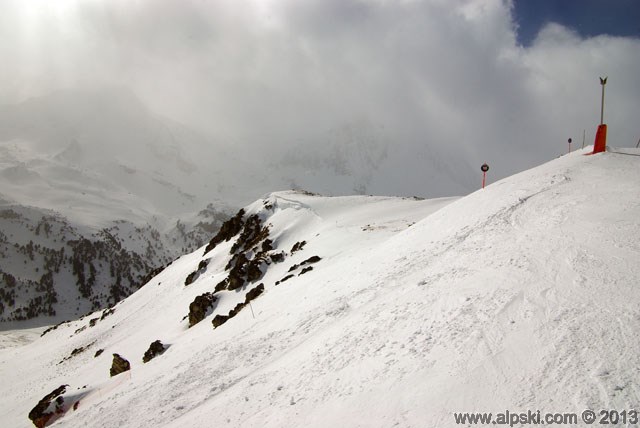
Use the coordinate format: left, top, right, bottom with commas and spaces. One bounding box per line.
592, 77, 608, 154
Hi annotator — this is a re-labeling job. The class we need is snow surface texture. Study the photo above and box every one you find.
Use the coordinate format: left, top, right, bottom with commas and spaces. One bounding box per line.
1, 149, 639, 427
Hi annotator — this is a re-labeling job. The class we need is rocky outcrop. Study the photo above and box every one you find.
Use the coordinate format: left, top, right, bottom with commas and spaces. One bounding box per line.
244, 283, 265, 304
214, 213, 274, 293
211, 314, 229, 328
109, 354, 130, 377
184, 259, 209, 286
28, 384, 68, 428
188, 293, 217, 327
288, 255, 322, 274
275, 274, 294, 285
299, 266, 313, 276
290, 241, 306, 254
142, 340, 167, 363
204, 209, 245, 254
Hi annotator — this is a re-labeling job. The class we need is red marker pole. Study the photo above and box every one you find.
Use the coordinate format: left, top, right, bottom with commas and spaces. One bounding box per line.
481, 163, 489, 189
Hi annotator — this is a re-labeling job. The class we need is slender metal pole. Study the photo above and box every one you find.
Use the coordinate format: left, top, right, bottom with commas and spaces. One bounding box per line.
582, 129, 585, 149
599, 76, 607, 125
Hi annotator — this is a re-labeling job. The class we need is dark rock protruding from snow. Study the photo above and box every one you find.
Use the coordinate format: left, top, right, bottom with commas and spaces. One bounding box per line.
28, 384, 68, 428
185, 259, 209, 286
290, 240, 306, 253
110, 354, 130, 377
215, 212, 274, 292
288, 255, 321, 273
299, 266, 313, 276
212, 314, 229, 328
204, 209, 245, 254
269, 252, 285, 263
142, 340, 167, 363
188, 292, 217, 327
230, 214, 270, 255
276, 274, 294, 285
244, 283, 265, 304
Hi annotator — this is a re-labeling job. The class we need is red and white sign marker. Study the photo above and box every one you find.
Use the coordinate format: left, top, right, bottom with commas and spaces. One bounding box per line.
481, 163, 489, 189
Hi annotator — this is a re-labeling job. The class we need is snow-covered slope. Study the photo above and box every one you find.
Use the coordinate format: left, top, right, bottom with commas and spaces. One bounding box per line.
1, 148, 639, 428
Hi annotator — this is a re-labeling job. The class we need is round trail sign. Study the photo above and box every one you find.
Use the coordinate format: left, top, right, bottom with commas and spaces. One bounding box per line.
481, 163, 489, 172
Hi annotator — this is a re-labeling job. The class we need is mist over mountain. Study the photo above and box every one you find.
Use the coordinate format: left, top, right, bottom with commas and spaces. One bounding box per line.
0, 88, 245, 324
0, 86, 479, 325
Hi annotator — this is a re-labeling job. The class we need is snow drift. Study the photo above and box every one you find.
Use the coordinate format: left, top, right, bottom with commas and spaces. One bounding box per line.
0, 148, 639, 428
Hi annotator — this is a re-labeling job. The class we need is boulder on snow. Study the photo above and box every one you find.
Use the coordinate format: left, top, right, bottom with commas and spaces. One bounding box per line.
188, 292, 217, 327
244, 283, 265, 304
142, 340, 167, 363
269, 252, 285, 263
28, 384, 68, 428
299, 266, 313, 276
212, 314, 229, 328
290, 240, 306, 253
228, 302, 245, 318
110, 354, 130, 377
246, 258, 265, 282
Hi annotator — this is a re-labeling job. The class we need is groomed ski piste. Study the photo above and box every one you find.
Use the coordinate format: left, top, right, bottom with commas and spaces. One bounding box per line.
1, 147, 639, 428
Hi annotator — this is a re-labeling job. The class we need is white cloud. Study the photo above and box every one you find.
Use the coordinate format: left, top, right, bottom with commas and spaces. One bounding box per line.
1, 0, 639, 196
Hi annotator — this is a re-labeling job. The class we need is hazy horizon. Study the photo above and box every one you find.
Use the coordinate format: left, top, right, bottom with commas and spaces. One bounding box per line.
2, 0, 640, 210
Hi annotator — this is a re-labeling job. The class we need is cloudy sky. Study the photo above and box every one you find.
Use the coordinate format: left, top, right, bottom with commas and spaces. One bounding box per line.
1, 0, 639, 195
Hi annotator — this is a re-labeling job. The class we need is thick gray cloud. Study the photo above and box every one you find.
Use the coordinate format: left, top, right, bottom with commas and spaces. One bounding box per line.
1, 0, 639, 196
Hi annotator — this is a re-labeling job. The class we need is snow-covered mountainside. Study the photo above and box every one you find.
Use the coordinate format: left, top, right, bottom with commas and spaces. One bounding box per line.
1, 148, 639, 428
0, 87, 243, 323
0, 202, 230, 323
0, 86, 471, 324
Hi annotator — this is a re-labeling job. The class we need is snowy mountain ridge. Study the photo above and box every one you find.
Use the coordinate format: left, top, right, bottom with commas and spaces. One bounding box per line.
1, 148, 639, 427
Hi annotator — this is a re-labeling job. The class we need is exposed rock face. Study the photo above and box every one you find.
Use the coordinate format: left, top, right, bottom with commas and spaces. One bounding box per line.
244, 284, 265, 304
142, 340, 167, 363
288, 255, 322, 274
184, 259, 209, 286
299, 266, 313, 276
211, 314, 229, 328
228, 303, 245, 318
188, 293, 217, 327
302, 255, 321, 265
269, 252, 285, 263
110, 354, 130, 377
275, 274, 294, 285
28, 384, 68, 428
290, 240, 306, 253
204, 209, 245, 254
